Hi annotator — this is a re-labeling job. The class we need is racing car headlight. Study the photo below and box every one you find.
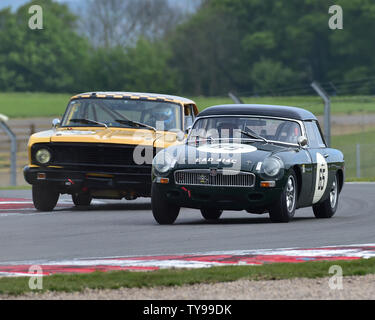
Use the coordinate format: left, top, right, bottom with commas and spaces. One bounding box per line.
35, 148, 52, 165
262, 157, 283, 177
152, 151, 176, 174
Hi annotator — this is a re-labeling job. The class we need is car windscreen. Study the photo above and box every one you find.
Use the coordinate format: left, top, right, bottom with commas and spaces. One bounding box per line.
189, 116, 302, 144
62, 98, 182, 131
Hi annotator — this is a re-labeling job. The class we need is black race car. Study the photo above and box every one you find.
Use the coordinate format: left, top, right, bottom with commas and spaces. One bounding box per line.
151, 104, 345, 224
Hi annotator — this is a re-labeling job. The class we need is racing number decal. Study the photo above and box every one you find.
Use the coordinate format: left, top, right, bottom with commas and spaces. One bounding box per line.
313, 153, 328, 204
197, 143, 257, 154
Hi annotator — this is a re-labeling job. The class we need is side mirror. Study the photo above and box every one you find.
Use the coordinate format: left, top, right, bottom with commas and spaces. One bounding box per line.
297, 136, 308, 147
186, 125, 192, 134
52, 118, 60, 129
168, 128, 185, 142
176, 131, 185, 142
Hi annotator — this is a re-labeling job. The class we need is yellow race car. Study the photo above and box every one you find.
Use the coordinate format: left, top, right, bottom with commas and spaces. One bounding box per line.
24, 92, 198, 211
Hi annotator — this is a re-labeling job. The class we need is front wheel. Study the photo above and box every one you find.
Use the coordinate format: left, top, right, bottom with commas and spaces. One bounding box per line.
32, 184, 59, 211
313, 174, 339, 218
151, 184, 180, 225
269, 171, 297, 223
201, 208, 223, 220
72, 193, 92, 207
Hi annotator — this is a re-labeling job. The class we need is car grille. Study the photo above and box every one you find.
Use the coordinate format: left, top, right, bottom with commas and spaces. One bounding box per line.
174, 169, 255, 187
32, 143, 154, 174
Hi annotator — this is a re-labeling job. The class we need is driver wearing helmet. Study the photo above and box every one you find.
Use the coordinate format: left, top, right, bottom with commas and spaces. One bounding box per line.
147, 105, 175, 130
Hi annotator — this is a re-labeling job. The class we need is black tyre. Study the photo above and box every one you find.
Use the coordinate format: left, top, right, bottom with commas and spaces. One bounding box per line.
32, 184, 59, 211
151, 184, 180, 224
313, 174, 339, 219
200, 208, 223, 220
72, 193, 92, 207
269, 170, 297, 223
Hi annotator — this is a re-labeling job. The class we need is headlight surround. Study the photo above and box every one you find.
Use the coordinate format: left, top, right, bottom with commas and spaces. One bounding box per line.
152, 151, 176, 175
35, 148, 52, 165
262, 156, 284, 177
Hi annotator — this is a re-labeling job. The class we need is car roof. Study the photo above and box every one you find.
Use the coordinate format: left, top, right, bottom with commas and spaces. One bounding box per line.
198, 104, 317, 121
70, 92, 196, 106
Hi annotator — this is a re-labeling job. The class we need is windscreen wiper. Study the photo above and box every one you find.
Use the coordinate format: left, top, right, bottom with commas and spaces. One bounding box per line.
115, 119, 156, 132
240, 130, 268, 143
70, 118, 108, 128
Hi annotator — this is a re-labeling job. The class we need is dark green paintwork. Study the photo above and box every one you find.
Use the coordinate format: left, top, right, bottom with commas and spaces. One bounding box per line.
152, 138, 345, 212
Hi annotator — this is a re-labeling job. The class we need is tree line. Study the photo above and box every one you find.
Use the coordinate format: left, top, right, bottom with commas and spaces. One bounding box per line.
0, 0, 374, 96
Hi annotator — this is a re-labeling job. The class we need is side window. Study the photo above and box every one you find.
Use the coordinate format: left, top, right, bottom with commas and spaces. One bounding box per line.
305, 121, 326, 148
313, 121, 326, 147
184, 105, 194, 130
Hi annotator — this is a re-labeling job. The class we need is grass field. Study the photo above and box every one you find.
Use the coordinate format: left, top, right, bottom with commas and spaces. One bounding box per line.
331, 129, 375, 178
0, 93, 375, 118
0, 258, 374, 296
0, 93, 70, 118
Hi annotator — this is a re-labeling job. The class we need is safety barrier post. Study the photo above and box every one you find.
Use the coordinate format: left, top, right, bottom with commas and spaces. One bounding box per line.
311, 81, 331, 147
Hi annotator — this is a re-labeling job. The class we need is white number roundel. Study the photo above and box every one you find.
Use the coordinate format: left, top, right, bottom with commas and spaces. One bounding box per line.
197, 143, 257, 154
312, 153, 328, 204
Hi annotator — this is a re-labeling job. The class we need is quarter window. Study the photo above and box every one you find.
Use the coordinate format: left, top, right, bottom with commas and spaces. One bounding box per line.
305, 121, 326, 148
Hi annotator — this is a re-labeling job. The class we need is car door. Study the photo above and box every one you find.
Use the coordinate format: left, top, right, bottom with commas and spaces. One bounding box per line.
304, 120, 333, 205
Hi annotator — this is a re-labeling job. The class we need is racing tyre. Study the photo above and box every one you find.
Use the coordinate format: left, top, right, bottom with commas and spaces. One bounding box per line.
201, 208, 223, 220
269, 171, 297, 223
313, 174, 339, 219
151, 184, 180, 224
32, 184, 59, 211
72, 193, 92, 207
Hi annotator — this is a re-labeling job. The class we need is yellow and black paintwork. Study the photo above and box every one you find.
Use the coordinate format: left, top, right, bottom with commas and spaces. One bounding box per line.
24, 92, 198, 199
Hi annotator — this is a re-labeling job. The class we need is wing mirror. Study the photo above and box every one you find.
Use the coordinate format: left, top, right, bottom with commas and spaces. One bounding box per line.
168, 129, 185, 142
176, 131, 185, 142
186, 125, 192, 135
52, 118, 60, 128
297, 136, 308, 147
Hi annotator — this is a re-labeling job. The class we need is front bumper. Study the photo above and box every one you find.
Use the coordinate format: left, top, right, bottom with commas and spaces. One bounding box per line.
154, 182, 283, 211
24, 166, 151, 197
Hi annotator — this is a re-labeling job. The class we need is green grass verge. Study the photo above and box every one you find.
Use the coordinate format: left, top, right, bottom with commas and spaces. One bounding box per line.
1, 93, 375, 118
1, 258, 375, 296
0, 93, 71, 118
331, 129, 375, 178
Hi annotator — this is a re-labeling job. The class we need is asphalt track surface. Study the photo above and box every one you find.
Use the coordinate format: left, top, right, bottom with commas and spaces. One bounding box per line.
0, 183, 374, 264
